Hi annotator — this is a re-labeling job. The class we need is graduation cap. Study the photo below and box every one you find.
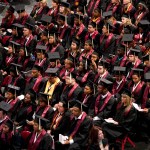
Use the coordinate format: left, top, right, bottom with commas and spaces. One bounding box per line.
12, 23, 24, 36
113, 66, 126, 75
74, 13, 84, 22
60, 1, 70, 8
52, 0, 60, 3
58, 13, 67, 24
39, 92, 51, 106
7, 5, 15, 13
48, 52, 60, 64
15, 4, 25, 13
122, 88, 131, 97
128, 48, 141, 56
89, 21, 97, 28
143, 54, 150, 62
144, 72, 150, 82
138, 20, 150, 30
103, 11, 112, 18
36, 45, 47, 53
41, 14, 52, 25
9, 41, 21, 53
98, 78, 113, 88
105, 20, 116, 34
132, 68, 143, 76
0, 101, 11, 113
4, 119, 13, 130
24, 21, 35, 30
45, 68, 59, 77
59, 100, 68, 108
10, 63, 22, 75
71, 100, 87, 112
82, 56, 91, 70
7, 84, 20, 98
34, 115, 49, 130
122, 14, 130, 19
117, 44, 125, 51
32, 65, 42, 72
98, 58, 110, 69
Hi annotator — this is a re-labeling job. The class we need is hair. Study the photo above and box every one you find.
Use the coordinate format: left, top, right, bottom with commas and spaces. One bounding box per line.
120, 94, 131, 107
88, 126, 103, 145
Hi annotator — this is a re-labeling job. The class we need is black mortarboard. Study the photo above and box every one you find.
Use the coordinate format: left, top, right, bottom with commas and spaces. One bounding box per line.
85, 82, 94, 90
45, 68, 59, 76
39, 92, 51, 105
98, 58, 110, 68
122, 14, 129, 18
59, 100, 68, 108
60, 1, 70, 8
24, 21, 35, 30
34, 115, 49, 130
138, 20, 150, 30
144, 72, 150, 81
26, 89, 36, 102
143, 54, 150, 62
36, 45, 47, 53
32, 65, 42, 72
66, 71, 76, 82
74, 13, 83, 21
15, 4, 25, 13
12, 23, 24, 29
72, 100, 87, 111
98, 78, 113, 87
89, 21, 96, 28
132, 68, 143, 76
122, 88, 131, 97
52, 0, 60, 3
48, 52, 60, 61
41, 14, 52, 24
128, 48, 141, 56
9, 41, 20, 53
7, 5, 15, 13
7, 84, 20, 98
10, 63, 22, 75
58, 13, 67, 23
122, 34, 134, 42
0, 101, 11, 112
72, 38, 80, 47
4, 119, 13, 130
114, 66, 126, 75
103, 11, 112, 18
117, 44, 125, 51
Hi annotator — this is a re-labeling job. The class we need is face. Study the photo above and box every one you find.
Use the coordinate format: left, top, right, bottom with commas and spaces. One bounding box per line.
36, 52, 42, 59
71, 107, 81, 117
31, 69, 39, 78
128, 55, 135, 62
97, 85, 104, 94
74, 18, 79, 26
7, 46, 13, 54
2, 124, 10, 133
58, 19, 64, 26
58, 102, 65, 113
144, 60, 150, 67
121, 94, 128, 106
88, 25, 95, 33
23, 28, 30, 36
40, 33, 47, 41
132, 74, 140, 83
48, 76, 55, 83
59, 6, 65, 13
92, 9, 100, 17
39, 101, 46, 107
123, 0, 130, 5
0, 111, 4, 120
84, 86, 92, 95
24, 93, 31, 103
71, 42, 77, 50
52, 1, 58, 7
64, 59, 72, 69
91, 54, 98, 62
121, 17, 127, 24
84, 43, 91, 51
19, 49, 25, 57
98, 66, 105, 74
138, 4, 143, 11
78, 62, 84, 71
49, 36, 54, 44
102, 25, 108, 34
49, 61, 56, 67
98, 130, 104, 140
33, 122, 40, 131
117, 49, 124, 56
12, 28, 17, 35
6, 92, 14, 99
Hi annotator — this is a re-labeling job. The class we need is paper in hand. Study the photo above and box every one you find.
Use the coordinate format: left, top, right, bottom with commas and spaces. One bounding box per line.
59, 134, 68, 144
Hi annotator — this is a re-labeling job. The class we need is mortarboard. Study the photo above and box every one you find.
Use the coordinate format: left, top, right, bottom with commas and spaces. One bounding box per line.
10, 63, 22, 75
122, 88, 131, 97
113, 66, 126, 75
41, 14, 52, 25
89, 21, 97, 28
122, 14, 130, 19
34, 115, 49, 130
74, 13, 83, 22
71, 100, 87, 112
9, 41, 20, 53
132, 68, 143, 76
103, 11, 112, 18
4, 119, 13, 130
48, 52, 60, 62
58, 13, 66, 21
36, 45, 47, 53
24, 21, 35, 30
98, 58, 110, 68
15, 4, 25, 13
144, 72, 150, 81
59, 100, 68, 108
39, 92, 51, 106
143, 54, 150, 62
7, 5, 15, 13
122, 34, 134, 42
45, 68, 59, 77
32, 65, 42, 72
138, 20, 150, 30
0, 101, 11, 112
12, 23, 24, 36
117, 44, 125, 51
60, 1, 70, 8
98, 78, 113, 87
52, 0, 60, 3
7, 84, 20, 98
128, 48, 141, 56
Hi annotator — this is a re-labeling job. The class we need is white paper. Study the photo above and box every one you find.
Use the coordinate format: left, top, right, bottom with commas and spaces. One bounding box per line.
132, 103, 144, 112
104, 119, 117, 124
59, 134, 68, 144
93, 116, 100, 121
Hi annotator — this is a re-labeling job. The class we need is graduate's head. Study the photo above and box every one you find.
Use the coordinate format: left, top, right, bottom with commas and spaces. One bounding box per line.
121, 89, 131, 106
84, 82, 93, 95
74, 13, 83, 25
38, 92, 50, 106
113, 66, 126, 81
52, 0, 59, 7
84, 40, 92, 51
88, 22, 96, 33
117, 44, 125, 56
128, 49, 140, 62
36, 45, 47, 59
65, 72, 76, 85
25, 89, 36, 103
91, 52, 99, 62
3, 120, 13, 133
92, 8, 101, 17
71, 38, 80, 50
145, 73, 150, 87
138, 1, 147, 11
98, 59, 109, 74
15, 5, 25, 18
0, 102, 11, 120
131, 68, 143, 83
58, 100, 67, 113
31, 65, 42, 77
65, 57, 74, 69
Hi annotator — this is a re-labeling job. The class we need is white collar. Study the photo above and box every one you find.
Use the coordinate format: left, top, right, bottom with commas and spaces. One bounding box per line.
75, 112, 83, 120
101, 92, 109, 99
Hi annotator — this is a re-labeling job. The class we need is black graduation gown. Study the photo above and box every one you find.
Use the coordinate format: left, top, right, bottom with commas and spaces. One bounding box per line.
102, 105, 137, 140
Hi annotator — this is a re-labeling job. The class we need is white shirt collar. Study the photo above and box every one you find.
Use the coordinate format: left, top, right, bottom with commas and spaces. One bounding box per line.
75, 112, 83, 120
101, 92, 109, 99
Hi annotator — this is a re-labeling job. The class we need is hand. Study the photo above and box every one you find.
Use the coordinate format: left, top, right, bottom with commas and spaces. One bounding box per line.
53, 125, 56, 130
47, 130, 51, 134
142, 108, 149, 113
54, 103, 59, 109
14, 122, 19, 126
27, 120, 34, 126
63, 140, 70, 145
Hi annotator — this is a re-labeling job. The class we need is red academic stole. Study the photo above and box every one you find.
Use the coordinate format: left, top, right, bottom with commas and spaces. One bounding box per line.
50, 43, 60, 52
25, 35, 34, 46
59, 68, 74, 78
32, 75, 43, 92
81, 71, 91, 83
5, 55, 15, 66
129, 59, 141, 78
36, 106, 50, 118
21, 14, 29, 25
100, 33, 114, 49
63, 83, 79, 99
71, 23, 85, 37
34, 58, 46, 67
95, 92, 112, 115
69, 112, 87, 139
85, 31, 99, 41
2, 14, 15, 27
94, 71, 108, 83
111, 55, 127, 67
106, 3, 119, 13
79, 49, 94, 61
28, 129, 46, 150
0, 116, 9, 131
142, 86, 150, 109
0, 131, 12, 145
59, 25, 68, 39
